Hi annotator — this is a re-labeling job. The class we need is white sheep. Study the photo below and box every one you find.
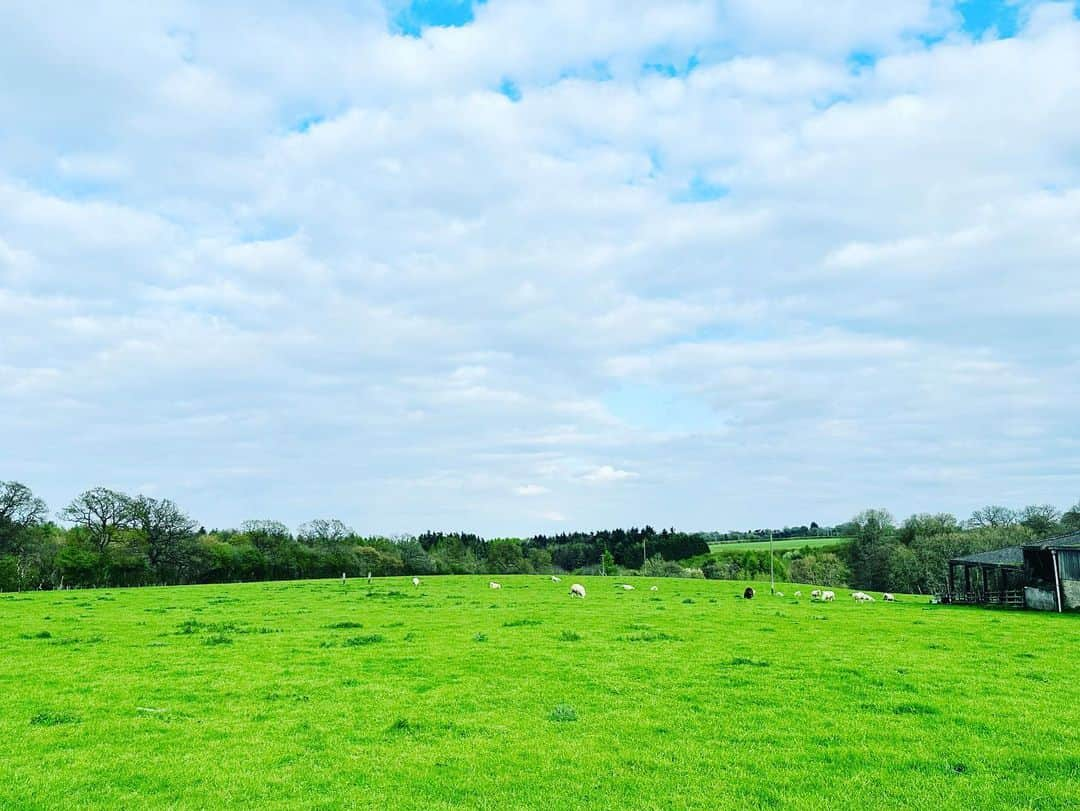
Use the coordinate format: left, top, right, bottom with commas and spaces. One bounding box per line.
650, 586, 658, 591
569, 583, 586, 598
794, 591, 802, 598
810, 589, 822, 600
551, 575, 561, 583
883, 592, 895, 602
489, 581, 501, 590
775, 591, 784, 597
620, 584, 635, 590
852, 591, 875, 602
412, 577, 420, 587
821, 590, 835, 602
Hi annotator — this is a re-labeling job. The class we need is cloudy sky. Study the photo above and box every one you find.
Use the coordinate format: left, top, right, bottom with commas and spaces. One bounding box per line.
3, 1, 1079, 534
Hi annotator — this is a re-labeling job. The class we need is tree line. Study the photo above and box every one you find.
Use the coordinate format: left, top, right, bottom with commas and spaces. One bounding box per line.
0, 481, 709, 590
3, 479, 1076, 593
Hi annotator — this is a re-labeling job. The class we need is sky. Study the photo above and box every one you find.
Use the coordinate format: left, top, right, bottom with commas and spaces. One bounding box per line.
2, 1, 1080, 535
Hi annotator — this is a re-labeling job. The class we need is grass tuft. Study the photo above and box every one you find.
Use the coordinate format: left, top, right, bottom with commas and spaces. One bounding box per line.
548, 704, 578, 723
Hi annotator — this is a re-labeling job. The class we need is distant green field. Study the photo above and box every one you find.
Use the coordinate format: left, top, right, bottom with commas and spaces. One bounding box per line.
709, 536, 852, 553
2, 576, 1078, 809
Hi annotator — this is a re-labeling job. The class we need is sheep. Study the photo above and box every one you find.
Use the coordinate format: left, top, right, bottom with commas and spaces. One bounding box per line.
810, 589, 822, 600
794, 590, 802, 598
489, 581, 501, 590
852, 591, 874, 602
882, 592, 895, 602
649, 586, 658, 591
412, 577, 420, 587
775, 591, 784, 598
569, 583, 586, 598
821, 590, 835, 602
743, 587, 755, 599
620, 584, 635, 590
551, 575, 562, 583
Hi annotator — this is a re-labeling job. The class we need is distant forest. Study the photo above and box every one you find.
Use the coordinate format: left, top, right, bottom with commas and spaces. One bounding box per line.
1, 480, 1077, 594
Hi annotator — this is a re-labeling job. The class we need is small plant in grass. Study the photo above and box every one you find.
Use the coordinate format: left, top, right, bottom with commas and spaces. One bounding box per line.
20, 631, 52, 639
326, 621, 364, 629
473, 632, 488, 642
728, 657, 769, 667
343, 634, 384, 646
559, 630, 581, 642
549, 704, 578, 722
30, 712, 80, 727
203, 634, 233, 646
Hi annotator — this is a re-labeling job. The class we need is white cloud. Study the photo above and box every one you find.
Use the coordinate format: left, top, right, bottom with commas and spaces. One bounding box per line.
583, 465, 639, 483
1, 2, 1079, 533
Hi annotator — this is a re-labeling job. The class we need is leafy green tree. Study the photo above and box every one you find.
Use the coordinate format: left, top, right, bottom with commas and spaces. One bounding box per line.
487, 538, 527, 573
1062, 500, 1080, 532
601, 548, 615, 576
848, 509, 896, 590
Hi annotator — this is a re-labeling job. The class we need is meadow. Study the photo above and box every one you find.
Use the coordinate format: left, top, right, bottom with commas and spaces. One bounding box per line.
2, 576, 1078, 810
708, 536, 851, 553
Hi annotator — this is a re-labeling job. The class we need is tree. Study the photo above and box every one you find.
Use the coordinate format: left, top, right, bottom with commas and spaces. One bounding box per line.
0, 481, 49, 554
297, 519, 354, 547
848, 509, 896, 590
897, 513, 960, 546
1062, 500, 1080, 532
1019, 504, 1061, 538
129, 496, 198, 582
967, 505, 1017, 529
59, 488, 134, 554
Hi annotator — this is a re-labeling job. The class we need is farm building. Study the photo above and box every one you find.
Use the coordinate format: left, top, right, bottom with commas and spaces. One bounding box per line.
946, 531, 1080, 612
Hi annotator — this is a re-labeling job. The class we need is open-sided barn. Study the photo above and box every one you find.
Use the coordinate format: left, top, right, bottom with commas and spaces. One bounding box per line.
946, 531, 1080, 612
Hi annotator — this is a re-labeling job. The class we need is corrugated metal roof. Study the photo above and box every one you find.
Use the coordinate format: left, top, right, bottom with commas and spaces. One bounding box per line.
1023, 530, 1080, 550
950, 546, 1024, 566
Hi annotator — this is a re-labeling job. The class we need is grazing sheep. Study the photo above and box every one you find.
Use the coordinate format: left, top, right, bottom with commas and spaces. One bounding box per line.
412, 577, 420, 587
489, 581, 501, 589
743, 587, 755, 599
620, 584, 635, 590
883, 592, 895, 601
852, 591, 875, 602
650, 586, 658, 591
794, 591, 802, 598
569, 583, 586, 598
775, 591, 784, 597
810, 589, 822, 600
821, 590, 835, 602
551, 575, 562, 583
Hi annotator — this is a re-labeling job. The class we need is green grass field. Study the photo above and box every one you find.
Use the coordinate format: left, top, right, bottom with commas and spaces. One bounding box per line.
708, 536, 852, 553
3, 576, 1078, 809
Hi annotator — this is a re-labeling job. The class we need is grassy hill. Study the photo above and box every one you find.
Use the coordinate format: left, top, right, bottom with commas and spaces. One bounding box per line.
2, 576, 1078, 809
708, 536, 853, 553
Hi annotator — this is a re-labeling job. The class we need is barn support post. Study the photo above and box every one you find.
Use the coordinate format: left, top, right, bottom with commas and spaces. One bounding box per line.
947, 564, 955, 601
1051, 550, 1063, 614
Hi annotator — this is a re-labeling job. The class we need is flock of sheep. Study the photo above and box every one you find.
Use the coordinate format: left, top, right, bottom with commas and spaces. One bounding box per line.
407, 575, 896, 603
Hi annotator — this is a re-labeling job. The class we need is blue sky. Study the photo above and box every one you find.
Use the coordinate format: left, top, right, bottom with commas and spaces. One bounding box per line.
2, 1, 1080, 534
